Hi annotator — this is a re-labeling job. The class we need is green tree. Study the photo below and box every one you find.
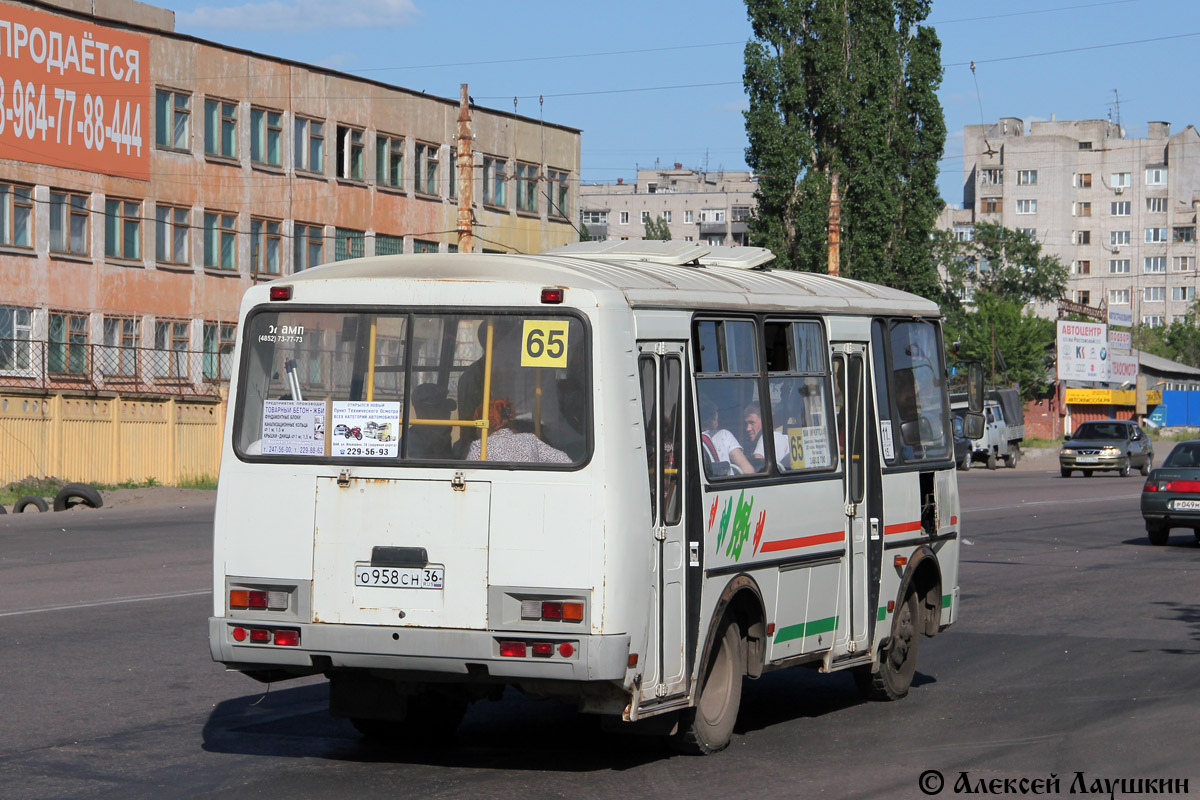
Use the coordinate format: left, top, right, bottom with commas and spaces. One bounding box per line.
742, 0, 946, 299
643, 215, 671, 240
934, 221, 1068, 308
1134, 304, 1200, 368
944, 291, 1055, 400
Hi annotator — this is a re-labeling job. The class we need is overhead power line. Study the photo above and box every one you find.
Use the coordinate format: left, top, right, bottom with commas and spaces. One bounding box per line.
946, 31, 1200, 68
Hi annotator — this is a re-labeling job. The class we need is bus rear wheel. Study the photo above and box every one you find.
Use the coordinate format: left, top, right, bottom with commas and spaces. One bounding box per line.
671, 617, 743, 755
855, 589, 921, 701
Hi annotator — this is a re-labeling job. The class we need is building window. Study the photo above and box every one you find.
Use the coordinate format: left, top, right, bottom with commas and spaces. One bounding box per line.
415, 143, 439, 195
1174, 227, 1195, 243
640, 210, 650, 224
154, 320, 190, 379
336, 125, 365, 181
1146, 167, 1168, 186
204, 98, 238, 159
1145, 227, 1168, 243
547, 168, 569, 218
701, 209, 726, 223
375, 234, 404, 256
1110, 230, 1130, 246
1109, 259, 1130, 274
49, 311, 88, 375
1145, 286, 1166, 302
685, 210, 694, 224
662, 210, 672, 223
293, 223, 323, 271
155, 205, 189, 266
203, 322, 236, 380
1109, 288, 1130, 305
516, 162, 538, 212
1073, 260, 1091, 275
412, 239, 438, 254
1075, 172, 1092, 188
101, 316, 137, 377
448, 148, 458, 200
483, 156, 507, 206
1016, 170, 1037, 185
707, 235, 725, 246
155, 89, 190, 150
49, 191, 88, 256
619, 211, 629, 225
981, 197, 1001, 214
0, 305, 34, 374
1147, 197, 1167, 213
250, 107, 282, 167
1173, 286, 1195, 302
203, 211, 237, 271
0, 183, 34, 248
250, 218, 281, 275
1174, 255, 1194, 272
958, 226, 978, 241
1074, 201, 1091, 217
581, 211, 608, 225
1015, 199, 1037, 214
377, 135, 404, 189
335, 227, 365, 260
1074, 231, 1091, 245
1074, 290, 1091, 305
981, 168, 1003, 185
1111, 172, 1132, 188
293, 116, 324, 174
104, 198, 141, 260
1110, 201, 1130, 216
732, 206, 751, 222
1143, 315, 1165, 328
1079, 141, 1093, 150
1145, 256, 1167, 273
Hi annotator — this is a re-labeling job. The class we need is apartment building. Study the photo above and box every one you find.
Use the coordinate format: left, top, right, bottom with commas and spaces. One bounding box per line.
949, 117, 1200, 326
0, 0, 581, 398
579, 165, 757, 245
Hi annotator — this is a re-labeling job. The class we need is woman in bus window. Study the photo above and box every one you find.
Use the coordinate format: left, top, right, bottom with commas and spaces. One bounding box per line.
467, 399, 571, 464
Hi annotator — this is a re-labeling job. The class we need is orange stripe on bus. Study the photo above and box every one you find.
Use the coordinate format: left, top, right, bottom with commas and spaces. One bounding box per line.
950, 515, 958, 525
884, 521, 922, 536
759, 531, 845, 553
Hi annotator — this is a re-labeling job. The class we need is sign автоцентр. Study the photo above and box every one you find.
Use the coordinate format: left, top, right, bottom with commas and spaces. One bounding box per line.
0, 5, 149, 180
1057, 320, 1110, 383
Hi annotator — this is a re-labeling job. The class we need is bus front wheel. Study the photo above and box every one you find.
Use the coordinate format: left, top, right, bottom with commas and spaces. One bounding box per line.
671, 617, 744, 755
855, 589, 921, 701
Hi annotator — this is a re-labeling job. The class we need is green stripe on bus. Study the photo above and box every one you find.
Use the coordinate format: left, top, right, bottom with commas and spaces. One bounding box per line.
774, 615, 839, 644
877, 606, 888, 622
942, 593, 952, 608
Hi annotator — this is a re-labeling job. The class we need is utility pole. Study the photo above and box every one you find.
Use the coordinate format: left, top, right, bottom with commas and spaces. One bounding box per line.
457, 84, 473, 253
827, 172, 841, 277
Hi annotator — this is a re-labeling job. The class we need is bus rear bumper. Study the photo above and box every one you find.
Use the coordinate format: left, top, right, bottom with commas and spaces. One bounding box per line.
209, 617, 631, 682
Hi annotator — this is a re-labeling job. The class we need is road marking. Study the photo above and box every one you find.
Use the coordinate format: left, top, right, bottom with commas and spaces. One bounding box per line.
0, 589, 209, 618
965, 493, 1142, 514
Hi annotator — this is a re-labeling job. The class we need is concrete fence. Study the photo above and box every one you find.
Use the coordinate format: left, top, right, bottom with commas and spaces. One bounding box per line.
0, 393, 226, 486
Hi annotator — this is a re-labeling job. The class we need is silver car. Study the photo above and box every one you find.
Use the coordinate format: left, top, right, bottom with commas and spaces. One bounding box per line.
1060, 419, 1153, 478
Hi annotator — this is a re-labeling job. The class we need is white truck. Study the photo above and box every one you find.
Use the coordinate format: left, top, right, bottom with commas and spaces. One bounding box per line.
953, 388, 1024, 470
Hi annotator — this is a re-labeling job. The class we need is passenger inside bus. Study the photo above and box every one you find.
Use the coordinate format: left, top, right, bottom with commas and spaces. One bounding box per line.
743, 401, 790, 471
408, 383, 456, 459
700, 398, 754, 476
467, 399, 571, 464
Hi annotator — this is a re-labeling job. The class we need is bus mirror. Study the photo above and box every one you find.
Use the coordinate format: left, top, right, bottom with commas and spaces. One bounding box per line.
967, 362, 985, 414
964, 412, 985, 440
899, 416, 935, 446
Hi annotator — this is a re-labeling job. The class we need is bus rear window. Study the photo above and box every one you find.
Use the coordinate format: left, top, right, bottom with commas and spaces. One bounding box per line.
234, 310, 590, 467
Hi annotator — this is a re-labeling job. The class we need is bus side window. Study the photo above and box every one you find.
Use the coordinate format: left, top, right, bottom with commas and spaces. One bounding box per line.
694, 318, 759, 478
766, 319, 833, 473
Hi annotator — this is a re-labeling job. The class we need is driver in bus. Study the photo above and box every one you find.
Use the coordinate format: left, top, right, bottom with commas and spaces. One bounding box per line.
467, 399, 571, 464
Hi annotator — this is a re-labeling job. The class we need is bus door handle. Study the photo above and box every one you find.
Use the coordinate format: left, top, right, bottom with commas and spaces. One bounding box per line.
870, 518, 880, 540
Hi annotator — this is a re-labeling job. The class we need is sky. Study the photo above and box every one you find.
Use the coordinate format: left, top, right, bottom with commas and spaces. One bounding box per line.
155, 0, 1200, 204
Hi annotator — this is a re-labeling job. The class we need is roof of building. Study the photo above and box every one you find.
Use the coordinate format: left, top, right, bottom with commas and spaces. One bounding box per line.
285, 250, 941, 316
1133, 349, 1200, 377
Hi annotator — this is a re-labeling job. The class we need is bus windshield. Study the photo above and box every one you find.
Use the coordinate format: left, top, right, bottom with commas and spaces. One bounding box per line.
233, 309, 590, 467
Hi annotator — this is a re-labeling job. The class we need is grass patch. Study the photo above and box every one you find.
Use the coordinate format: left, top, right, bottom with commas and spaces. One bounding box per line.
1021, 437, 1059, 449
2, 474, 216, 506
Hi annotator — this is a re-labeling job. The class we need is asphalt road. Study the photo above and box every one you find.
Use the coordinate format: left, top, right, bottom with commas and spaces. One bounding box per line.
1, 465, 1197, 800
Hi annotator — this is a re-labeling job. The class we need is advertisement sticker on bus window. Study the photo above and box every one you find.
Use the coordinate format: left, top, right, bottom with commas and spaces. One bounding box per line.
879, 420, 896, 461
261, 400, 327, 456
787, 428, 807, 469
331, 401, 401, 458
520, 319, 570, 368
801, 426, 831, 468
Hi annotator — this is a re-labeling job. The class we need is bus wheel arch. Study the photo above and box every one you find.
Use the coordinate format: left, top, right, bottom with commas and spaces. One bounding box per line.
703, 574, 767, 680
902, 547, 943, 638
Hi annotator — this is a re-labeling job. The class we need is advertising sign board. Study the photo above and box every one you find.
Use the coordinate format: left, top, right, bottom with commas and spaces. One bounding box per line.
1057, 320, 1110, 382
1109, 329, 1131, 351
1111, 353, 1138, 384
1108, 307, 1133, 328
0, 5, 149, 180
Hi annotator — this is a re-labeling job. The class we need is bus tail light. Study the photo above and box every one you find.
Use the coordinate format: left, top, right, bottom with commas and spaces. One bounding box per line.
541, 287, 564, 304
558, 642, 574, 658
520, 598, 585, 623
229, 588, 288, 611
269, 285, 293, 301
531, 642, 554, 657
500, 641, 527, 658
249, 628, 270, 643
273, 629, 300, 647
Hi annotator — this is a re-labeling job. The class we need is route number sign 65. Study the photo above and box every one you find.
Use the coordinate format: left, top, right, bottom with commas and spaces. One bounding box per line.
521, 320, 570, 368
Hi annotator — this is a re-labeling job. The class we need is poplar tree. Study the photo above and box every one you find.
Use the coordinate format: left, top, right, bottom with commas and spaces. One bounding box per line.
743, 0, 946, 299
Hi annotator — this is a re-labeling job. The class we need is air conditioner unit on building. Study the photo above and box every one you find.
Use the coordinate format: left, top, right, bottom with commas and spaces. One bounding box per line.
1115, 186, 1124, 194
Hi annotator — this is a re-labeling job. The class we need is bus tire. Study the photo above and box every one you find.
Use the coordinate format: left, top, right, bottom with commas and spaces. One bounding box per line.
14, 495, 49, 513
671, 617, 743, 755
855, 588, 921, 701
53, 482, 104, 511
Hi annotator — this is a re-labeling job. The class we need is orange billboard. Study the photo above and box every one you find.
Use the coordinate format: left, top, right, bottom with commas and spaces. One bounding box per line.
0, 5, 149, 180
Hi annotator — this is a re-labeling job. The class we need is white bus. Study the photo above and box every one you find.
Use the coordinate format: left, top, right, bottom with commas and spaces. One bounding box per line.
209, 241, 982, 754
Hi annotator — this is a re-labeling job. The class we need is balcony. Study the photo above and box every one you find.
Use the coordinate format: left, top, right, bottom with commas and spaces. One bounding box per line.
585, 223, 608, 239
699, 220, 727, 235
